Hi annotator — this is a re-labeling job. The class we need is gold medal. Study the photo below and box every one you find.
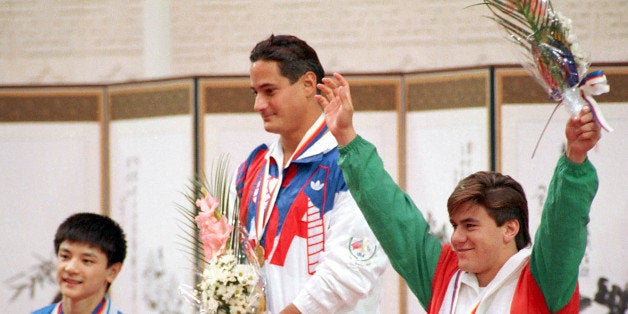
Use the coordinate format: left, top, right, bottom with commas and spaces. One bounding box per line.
254, 243, 265, 266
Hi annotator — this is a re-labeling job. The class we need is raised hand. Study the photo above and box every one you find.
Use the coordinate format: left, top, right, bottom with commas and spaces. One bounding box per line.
316, 73, 357, 147
565, 106, 602, 164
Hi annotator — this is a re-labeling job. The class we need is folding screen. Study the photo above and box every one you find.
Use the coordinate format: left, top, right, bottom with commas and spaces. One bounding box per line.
404, 69, 492, 313
107, 79, 196, 313
497, 67, 627, 314
1, 64, 625, 313
0, 87, 104, 312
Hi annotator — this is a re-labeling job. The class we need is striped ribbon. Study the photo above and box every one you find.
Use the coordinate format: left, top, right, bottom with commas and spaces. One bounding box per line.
578, 70, 613, 132
449, 270, 481, 314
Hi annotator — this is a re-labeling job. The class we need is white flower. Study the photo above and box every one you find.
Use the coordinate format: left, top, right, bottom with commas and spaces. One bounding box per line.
194, 252, 261, 313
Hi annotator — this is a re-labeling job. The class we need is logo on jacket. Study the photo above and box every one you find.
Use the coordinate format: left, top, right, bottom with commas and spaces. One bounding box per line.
310, 180, 324, 191
349, 237, 377, 261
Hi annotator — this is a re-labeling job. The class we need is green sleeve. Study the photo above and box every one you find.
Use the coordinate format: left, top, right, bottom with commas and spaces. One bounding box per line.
338, 136, 442, 309
530, 154, 598, 312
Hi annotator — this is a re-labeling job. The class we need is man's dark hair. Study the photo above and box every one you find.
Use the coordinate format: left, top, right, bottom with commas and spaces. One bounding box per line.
54, 212, 127, 267
447, 171, 531, 250
250, 34, 325, 85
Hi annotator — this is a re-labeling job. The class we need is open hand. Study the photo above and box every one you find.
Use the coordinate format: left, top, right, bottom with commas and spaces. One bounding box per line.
316, 73, 357, 147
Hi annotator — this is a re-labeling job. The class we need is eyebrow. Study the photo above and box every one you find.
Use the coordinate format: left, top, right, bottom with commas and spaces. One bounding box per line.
251, 82, 275, 91
59, 247, 100, 259
81, 252, 99, 259
450, 217, 480, 225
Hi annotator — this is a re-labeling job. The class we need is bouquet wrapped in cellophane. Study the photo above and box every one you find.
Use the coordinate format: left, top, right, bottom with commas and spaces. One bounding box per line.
178, 155, 266, 314
481, 0, 613, 148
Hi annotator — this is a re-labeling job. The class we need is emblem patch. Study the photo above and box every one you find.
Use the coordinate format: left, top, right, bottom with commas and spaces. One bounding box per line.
348, 237, 377, 261
310, 180, 324, 191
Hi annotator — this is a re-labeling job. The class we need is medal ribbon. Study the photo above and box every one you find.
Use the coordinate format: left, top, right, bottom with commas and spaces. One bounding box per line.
449, 270, 462, 314
449, 270, 481, 314
93, 297, 107, 314
254, 115, 328, 244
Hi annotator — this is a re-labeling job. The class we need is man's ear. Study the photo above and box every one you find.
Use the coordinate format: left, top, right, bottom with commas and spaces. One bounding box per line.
503, 219, 520, 244
301, 71, 318, 96
106, 262, 123, 284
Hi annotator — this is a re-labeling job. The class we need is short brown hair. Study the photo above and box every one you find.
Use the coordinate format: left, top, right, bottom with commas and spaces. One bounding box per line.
250, 34, 325, 86
447, 171, 531, 250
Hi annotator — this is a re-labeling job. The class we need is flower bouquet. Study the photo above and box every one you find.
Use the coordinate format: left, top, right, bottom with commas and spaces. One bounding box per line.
178, 156, 265, 314
480, 0, 613, 155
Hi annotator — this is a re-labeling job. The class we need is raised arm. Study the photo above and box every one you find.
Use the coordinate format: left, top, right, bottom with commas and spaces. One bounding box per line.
531, 106, 601, 311
316, 73, 442, 308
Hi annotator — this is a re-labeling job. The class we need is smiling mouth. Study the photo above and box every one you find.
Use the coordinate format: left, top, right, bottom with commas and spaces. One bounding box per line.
456, 248, 473, 253
63, 278, 82, 285
260, 111, 274, 118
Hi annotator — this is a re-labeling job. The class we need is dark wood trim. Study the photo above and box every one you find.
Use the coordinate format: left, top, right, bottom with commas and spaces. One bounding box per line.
406, 70, 490, 111
0, 88, 104, 122
108, 81, 194, 120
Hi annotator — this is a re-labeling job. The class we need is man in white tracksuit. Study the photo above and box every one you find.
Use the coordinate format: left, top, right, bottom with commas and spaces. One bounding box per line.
236, 34, 389, 314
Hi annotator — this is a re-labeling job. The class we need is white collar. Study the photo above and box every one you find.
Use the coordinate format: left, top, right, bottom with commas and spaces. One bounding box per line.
460, 247, 531, 294
268, 114, 335, 168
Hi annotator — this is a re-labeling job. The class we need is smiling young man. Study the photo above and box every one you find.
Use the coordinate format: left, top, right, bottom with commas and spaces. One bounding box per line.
32, 213, 127, 314
317, 73, 601, 313
235, 35, 388, 314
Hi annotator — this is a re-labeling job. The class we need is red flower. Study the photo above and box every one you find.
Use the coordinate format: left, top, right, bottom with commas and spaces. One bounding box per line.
195, 194, 234, 261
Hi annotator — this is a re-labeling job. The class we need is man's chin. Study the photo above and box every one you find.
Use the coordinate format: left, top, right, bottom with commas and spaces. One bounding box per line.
262, 122, 277, 132
457, 260, 473, 273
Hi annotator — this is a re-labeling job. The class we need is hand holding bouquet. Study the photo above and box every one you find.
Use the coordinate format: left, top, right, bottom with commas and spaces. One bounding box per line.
481, 0, 613, 135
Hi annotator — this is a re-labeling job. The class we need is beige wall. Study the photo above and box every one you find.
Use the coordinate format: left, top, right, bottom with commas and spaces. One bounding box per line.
0, 0, 626, 85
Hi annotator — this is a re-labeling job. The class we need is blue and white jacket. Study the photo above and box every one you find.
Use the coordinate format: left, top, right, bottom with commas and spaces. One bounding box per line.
236, 116, 388, 314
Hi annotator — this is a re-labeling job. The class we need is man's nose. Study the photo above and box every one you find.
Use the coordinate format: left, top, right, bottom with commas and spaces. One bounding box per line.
254, 94, 268, 111
451, 227, 465, 245
64, 258, 79, 272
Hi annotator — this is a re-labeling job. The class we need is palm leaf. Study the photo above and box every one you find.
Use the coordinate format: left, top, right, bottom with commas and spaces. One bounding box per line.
200, 154, 242, 255
481, 0, 580, 93
482, 0, 556, 47
177, 154, 243, 270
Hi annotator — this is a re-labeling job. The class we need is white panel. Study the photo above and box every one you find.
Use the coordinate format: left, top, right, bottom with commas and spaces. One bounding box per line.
355, 111, 399, 180
407, 107, 490, 238
109, 116, 195, 313
0, 122, 100, 312
204, 113, 274, 175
